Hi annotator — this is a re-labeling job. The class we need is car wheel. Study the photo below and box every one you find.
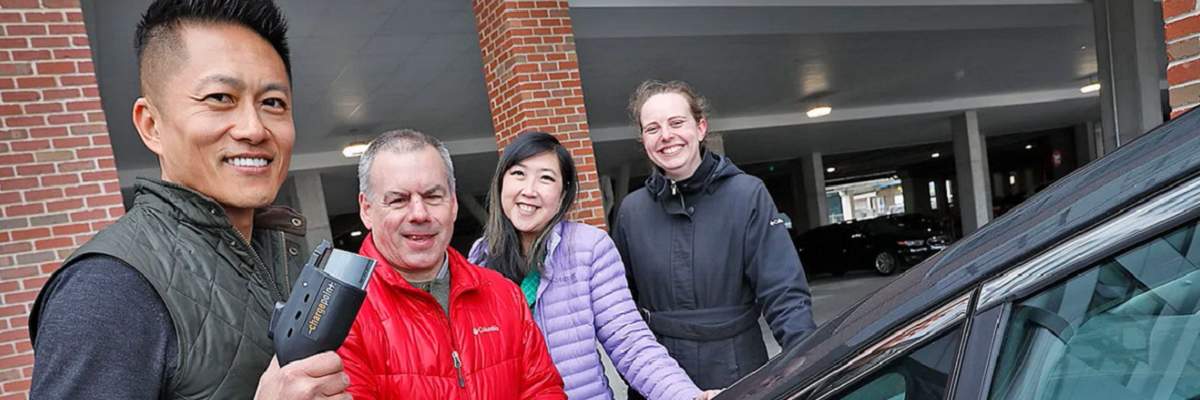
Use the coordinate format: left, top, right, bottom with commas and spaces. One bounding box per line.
874, 252, 898, 276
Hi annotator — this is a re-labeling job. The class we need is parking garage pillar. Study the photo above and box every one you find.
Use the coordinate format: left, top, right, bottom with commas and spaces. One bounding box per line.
990, 172, 1006, 201
473, 0, 605, 228
1094, 0, 1165, 153
1074, 122, 1102, 166
705, 134, 726, 155
934, 178, 950, 213
613, 163, 631, 213
900, 173, 922, 215
799, 153, 829, 230
952, 111, 993, 235
294, 172, 332, 251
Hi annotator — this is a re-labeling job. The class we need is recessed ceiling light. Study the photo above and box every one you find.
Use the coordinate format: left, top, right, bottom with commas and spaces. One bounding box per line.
1025, 144, 1034, 150
343, 142, 370, 158
931, 152, 941, 158
1080, 83, 1101, 93
826, 167, 836, 173
350, 231, 363, 237
807, 106, 832, 118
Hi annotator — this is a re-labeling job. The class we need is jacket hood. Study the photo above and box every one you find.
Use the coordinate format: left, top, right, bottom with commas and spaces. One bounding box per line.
644, 150, 743, 200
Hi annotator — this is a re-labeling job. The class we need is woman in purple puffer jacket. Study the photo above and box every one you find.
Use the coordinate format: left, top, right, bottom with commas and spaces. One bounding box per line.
469, 132, 718, 400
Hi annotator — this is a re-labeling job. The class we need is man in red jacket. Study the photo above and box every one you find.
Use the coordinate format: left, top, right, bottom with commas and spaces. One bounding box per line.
337, 129, 566, 399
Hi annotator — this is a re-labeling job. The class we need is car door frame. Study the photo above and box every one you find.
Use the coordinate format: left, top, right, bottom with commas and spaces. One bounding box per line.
794, 291, 974, 399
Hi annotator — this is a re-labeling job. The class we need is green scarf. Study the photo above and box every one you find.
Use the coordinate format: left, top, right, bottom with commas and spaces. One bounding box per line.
520, 268, 540, 311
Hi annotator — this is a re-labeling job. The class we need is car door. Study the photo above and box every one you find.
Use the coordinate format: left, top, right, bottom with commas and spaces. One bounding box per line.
795, 229, 827, 271
800, 225, 853, 272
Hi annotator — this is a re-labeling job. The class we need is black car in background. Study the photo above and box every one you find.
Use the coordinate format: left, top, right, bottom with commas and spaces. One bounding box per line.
715, 109, 1200, 399
795, 214, 951, 276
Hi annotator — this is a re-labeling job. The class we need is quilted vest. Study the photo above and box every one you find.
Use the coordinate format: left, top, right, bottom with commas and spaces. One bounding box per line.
31, 178, 306, 399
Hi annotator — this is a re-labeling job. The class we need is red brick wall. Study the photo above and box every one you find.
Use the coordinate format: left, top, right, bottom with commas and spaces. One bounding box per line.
0, 1, 123, 398
1166, 0, 1200, 117
472, 0, 606, 229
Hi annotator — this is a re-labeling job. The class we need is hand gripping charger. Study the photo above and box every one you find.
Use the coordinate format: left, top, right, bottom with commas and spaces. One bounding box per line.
268, 240, 376, 366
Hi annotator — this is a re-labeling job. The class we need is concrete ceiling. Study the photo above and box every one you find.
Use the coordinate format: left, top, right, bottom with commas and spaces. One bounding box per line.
82, 0, 1137, 218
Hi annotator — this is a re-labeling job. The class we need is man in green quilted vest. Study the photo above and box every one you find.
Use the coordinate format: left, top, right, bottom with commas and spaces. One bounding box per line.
28, 0, 350, 399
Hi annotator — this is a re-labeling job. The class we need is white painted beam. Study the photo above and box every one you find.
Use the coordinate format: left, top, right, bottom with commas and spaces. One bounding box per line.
572, 6, 1089, 39
591, 87, 1098, 142
570, 0, 1085, 7
120, 88, 1098, 189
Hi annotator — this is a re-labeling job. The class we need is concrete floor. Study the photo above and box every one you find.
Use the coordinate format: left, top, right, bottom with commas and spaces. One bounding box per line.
602, 271, 897, 398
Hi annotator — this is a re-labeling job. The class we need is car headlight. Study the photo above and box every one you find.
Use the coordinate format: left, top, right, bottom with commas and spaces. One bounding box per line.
897, 240, 925, 246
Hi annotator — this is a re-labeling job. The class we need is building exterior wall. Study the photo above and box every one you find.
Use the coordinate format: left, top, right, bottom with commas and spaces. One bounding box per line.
1166, 0, 1200, 116
0, 0, 123, 398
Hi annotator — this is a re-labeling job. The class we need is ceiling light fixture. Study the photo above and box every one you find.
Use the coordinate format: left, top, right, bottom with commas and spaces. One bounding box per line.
1080, 83, 1101, 94
1025, 144, 1034, 150
807, 106, 832, 118
826, 167, 836, 173
350, 231, 363, 237
931, 152, 941, 158
342, 141, 370, 158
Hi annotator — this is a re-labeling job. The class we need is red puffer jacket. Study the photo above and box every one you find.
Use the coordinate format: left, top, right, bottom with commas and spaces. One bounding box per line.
337, 234, 566, 399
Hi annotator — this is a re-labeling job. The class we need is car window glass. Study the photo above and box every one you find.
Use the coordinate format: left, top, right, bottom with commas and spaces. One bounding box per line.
861, 219, 908, 236
833, 327, 963, 400
989, 220, 1200, 400
842, 373, 906, 400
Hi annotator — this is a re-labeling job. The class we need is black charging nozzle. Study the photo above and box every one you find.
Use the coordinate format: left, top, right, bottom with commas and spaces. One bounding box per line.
268, 240, 376, 366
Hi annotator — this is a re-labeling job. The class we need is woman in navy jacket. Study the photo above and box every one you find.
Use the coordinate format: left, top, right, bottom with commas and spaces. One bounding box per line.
613, 80, 817, 396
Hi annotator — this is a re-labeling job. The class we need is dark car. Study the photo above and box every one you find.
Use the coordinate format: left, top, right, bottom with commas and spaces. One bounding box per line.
717, 110, 1200, 400
795, 215, 951, 276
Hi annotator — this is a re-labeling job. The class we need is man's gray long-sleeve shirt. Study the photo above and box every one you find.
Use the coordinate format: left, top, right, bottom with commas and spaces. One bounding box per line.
31, 255, 177, 399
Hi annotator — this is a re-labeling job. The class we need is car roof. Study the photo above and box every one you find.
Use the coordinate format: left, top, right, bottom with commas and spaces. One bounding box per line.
722, 109, 1200, 399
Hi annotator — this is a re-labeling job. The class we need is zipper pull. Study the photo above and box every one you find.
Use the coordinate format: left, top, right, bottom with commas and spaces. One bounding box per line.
452, 350, 465, 388
671, 180, 678, 196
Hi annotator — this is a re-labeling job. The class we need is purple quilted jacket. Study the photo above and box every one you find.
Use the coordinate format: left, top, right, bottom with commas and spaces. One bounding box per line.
471, 221, 701, 400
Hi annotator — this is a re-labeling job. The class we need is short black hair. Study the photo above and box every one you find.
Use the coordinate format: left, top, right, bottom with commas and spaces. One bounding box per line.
135, 0, 291, 94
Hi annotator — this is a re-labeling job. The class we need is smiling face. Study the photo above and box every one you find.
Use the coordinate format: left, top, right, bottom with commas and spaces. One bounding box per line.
639, 92, 707, 181
359, 146, 458, 276
500, 151, 564, 241
133, 23, 294, 210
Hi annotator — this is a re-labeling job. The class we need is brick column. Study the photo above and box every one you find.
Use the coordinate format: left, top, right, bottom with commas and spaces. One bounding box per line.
0, 1, 123, 398
472, 0, 606, 229
1166, 0, 1200, 117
